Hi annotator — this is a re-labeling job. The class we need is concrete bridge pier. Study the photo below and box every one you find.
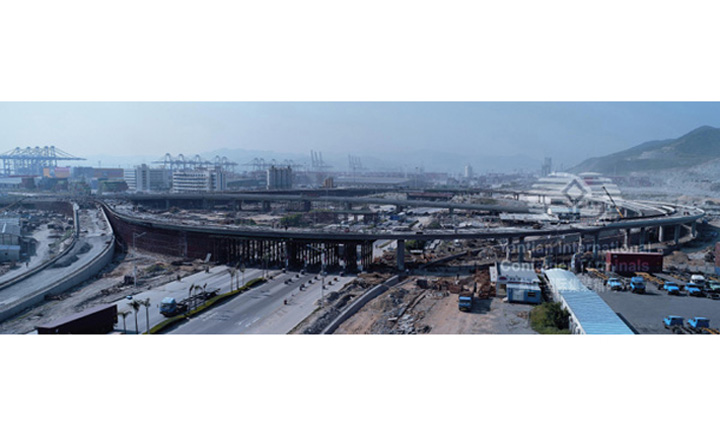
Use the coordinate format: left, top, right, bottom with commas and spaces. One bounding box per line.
505, 237, 513, 261
692, 221, 697, 238
658, 225, 665, 243
397, 239, 405, 271
623, 229, 630, 249
674, 224, 681, 245
639, 227, 646, 247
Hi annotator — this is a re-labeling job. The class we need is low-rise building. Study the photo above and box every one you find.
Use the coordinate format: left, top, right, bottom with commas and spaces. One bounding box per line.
492, 262, 542, 304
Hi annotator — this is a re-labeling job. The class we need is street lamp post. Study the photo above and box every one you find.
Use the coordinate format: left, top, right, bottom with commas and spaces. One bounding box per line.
307, 244, 327, 301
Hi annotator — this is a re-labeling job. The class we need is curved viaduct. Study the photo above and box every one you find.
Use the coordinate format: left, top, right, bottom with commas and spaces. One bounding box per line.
100, 198, 705, 272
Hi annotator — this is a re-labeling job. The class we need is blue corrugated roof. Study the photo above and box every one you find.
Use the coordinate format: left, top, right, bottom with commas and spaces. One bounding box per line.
544, 269, 634, 335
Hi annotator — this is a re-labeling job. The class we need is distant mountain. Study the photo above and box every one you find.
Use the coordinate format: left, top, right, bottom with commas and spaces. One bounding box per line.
570, 125, 720, 175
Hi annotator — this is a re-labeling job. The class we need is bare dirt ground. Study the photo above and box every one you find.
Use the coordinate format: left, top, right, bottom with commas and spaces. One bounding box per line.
289, 272, 391, 334
0, 248, 204, 334
334, 270, 536, 334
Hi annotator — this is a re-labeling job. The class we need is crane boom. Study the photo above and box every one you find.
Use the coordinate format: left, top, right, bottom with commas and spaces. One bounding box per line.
602, 186, 625, 219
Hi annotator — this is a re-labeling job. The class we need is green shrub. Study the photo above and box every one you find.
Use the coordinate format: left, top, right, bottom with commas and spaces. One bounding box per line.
530, 302, 571, 334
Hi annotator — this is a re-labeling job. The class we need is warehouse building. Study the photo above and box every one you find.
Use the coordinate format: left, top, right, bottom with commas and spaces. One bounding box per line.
491, 262, 542, 304
543, 268, 634, 334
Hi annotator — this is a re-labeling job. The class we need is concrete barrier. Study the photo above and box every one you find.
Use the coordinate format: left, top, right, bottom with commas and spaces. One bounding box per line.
0, 207, 116, 324
321, 275, 399, 334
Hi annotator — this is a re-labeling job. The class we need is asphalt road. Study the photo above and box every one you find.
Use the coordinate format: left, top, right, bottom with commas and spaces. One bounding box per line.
169, 272, 354, 334
592, 280, 720, 334
114, 266, 266, 334
0, 209, 113, 308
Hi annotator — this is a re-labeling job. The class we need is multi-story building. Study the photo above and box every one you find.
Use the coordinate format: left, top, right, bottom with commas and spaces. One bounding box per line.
266, 166, 292, 190
172, 168, 226, 193
126, 164, 171, 192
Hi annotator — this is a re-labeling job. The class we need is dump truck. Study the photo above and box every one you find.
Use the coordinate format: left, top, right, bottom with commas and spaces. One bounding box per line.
688, 317, 710, 331
663, 315, 684, 329
160, 297, 188, 317
458, 295, 473, 312
630, 276, 646, 294
159, 288, 221, 317
685, 283, 704, 297
705, 280, 720, 298
607, 278, 624, 291
663, 281, 680, 295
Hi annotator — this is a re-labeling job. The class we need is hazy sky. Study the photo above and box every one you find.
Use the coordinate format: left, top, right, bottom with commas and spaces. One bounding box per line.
0, 102, 718, 171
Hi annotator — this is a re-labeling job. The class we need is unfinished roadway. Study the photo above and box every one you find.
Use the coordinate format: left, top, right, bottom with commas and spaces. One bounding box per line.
99, 196, 705, 272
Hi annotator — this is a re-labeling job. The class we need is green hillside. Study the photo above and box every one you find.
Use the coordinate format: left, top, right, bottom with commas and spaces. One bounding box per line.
571, 126, 720, 174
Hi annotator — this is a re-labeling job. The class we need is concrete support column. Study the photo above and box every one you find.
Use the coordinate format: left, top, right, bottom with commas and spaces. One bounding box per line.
640, 227, 647, 247
692, 221, 697, 238
658, 225, 665, 242
506, 237, 513, 261
303, 200, 312, 212
397, 239, 405, 272
674, 224, 681, 245
623, 229, 630, 249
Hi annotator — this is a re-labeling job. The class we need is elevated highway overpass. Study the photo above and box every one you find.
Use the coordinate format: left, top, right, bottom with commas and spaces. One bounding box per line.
100, 198, 704, 272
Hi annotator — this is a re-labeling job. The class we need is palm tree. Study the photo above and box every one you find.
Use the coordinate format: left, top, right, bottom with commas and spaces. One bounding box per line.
227, 268, 236, 291
129, 299, 141, 334
118, 309, 131, 334
139, 298, 151, 334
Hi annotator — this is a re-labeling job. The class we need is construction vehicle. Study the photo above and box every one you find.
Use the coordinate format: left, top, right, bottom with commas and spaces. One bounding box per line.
160, 288, 220, 317
159, 297, 188, 317
663, 281, 680, 295
637, 272, 664, 289
705, 280, 720, 298
602, 185, 625, 219
690, 274, 706, 287
687, 317, 710, 332
664, 315, 684, 330
630, 276, 645, 294
458, 295, 473, 312
607, 278, 624, 291
685, 282, 704, 297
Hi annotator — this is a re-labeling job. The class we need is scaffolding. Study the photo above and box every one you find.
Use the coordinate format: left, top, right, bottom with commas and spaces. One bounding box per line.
0, 146, 85, 176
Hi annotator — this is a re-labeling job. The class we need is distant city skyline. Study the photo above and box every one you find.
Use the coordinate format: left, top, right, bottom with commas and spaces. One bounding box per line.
0, 102, 718, 173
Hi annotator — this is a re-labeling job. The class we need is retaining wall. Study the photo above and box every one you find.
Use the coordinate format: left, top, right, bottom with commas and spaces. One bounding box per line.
321, 275, 400, 334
